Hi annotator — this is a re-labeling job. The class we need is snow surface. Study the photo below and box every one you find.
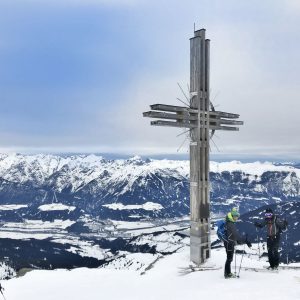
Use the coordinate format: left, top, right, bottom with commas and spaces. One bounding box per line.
103, 201, 163, 211
0, 231, 56, 240
3, 219, 75, 231
0, 219, 76, 240
0, 204, 27, 210
210, 160, 300, 176
51, 236, 114, 260
110, 220, 155, 230
38, 203, 76, 211
2, 246, 300, 300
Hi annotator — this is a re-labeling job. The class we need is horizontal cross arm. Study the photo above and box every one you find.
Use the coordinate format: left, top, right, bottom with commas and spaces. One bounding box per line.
150, 120, 239, 131
209, 111, 240, 119
143, 111, 243, 126
209, 118, 244, 126
143, 111, 197, 121
150, 120, 196, 129
150, 104, 194, 113
149, 104, 240, 119
210, 125, 239, 131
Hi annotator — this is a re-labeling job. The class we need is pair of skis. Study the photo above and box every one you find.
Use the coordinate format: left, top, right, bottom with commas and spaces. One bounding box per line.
179, 264, 300, 277
241, 266, 279, 273
178, 265, 221, 276
179, 265, 243, 279
242, 265, 300, 273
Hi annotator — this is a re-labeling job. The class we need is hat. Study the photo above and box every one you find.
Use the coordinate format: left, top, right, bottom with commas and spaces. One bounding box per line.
231, 207, 240, 218
265, 208, 274, 219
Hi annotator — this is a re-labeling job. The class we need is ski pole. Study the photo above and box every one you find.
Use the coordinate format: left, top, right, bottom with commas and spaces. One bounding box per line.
234, 248, 237, 276
286, 230, 289, 265
0, 284, 6, 300
0, 291, 6, 300
256, 227, 260, 259
237, 244, 246, 278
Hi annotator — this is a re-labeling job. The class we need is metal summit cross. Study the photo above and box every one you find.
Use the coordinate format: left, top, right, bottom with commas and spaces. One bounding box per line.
143, 28, 243, 265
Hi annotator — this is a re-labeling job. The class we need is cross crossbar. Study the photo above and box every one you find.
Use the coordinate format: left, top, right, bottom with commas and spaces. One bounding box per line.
151, 120, 240, 131
150, 104, 241, 119
151, 120, 195, 129
143, 111, 197, 121
209, 118, 244, 126
144, 107, 243, 131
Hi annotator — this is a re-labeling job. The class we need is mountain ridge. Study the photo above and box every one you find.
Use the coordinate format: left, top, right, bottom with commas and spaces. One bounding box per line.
0, 154, 299, 220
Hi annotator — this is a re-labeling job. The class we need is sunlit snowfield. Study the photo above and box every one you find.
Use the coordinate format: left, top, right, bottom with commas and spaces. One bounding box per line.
3, 242, 300, 300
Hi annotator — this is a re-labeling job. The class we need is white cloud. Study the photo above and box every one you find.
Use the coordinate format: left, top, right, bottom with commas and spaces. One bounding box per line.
282, 0, 300, 14
100, 21, 300, 158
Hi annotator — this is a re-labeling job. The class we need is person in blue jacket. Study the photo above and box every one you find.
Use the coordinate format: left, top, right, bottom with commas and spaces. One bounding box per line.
224, 208, 252, 278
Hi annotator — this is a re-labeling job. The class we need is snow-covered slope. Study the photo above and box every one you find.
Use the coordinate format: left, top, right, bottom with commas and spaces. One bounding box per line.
2, 246, 300, 300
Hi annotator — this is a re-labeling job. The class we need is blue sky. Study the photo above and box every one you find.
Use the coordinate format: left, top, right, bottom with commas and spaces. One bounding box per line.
0, 0, 299, 160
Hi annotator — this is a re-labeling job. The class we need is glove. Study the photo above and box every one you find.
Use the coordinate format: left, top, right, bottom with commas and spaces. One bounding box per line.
254, 221, 260, 227
284, 220, 288, 227
246, 240, 252, 248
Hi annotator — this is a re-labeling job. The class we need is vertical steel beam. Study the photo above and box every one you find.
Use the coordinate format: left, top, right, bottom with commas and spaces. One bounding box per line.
189, 29, 210, 265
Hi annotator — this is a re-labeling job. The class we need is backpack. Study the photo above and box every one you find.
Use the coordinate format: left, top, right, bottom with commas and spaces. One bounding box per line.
216, 219, 227, 241
275, 216, 288, 234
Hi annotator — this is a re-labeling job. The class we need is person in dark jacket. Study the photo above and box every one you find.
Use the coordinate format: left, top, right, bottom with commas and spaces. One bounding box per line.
254, 208, 288, 270
224, 207, 252, 279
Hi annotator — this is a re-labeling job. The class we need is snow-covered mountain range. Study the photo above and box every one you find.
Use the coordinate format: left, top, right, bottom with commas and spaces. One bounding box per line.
0, 153, 299, 221
0, 153, 299, 276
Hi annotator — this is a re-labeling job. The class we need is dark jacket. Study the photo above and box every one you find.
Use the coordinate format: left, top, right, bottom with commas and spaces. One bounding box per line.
225, 213, 247, 245
255, 215, 287, 237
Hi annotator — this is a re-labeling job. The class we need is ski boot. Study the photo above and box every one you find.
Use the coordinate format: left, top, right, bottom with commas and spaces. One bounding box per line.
224, 273, 236, 279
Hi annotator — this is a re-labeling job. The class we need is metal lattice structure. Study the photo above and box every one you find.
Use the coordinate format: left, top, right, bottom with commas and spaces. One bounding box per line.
143, 28, 243, 265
